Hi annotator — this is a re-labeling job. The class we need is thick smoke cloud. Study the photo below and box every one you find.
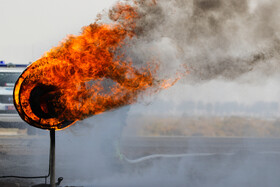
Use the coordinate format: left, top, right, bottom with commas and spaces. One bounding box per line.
124, 0, 280, 81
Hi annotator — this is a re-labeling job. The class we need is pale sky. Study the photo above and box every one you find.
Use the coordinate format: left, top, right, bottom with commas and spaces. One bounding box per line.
0, 0, 116, 64
1, 0, 279, 105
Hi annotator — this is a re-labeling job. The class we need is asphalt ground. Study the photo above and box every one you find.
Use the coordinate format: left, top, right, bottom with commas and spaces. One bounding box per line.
1, 134, 280, 186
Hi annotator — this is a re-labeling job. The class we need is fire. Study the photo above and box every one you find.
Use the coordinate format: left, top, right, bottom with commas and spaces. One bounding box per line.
13, 1, 184, 130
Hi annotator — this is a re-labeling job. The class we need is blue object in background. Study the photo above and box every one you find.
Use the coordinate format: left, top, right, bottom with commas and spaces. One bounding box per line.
0, 60, 5, 64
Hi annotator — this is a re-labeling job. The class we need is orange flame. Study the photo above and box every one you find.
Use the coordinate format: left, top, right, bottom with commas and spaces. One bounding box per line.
13, 2, 184, 130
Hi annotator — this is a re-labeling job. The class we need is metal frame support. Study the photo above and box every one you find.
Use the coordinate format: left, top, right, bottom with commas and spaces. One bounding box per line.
50, 129, 55, 187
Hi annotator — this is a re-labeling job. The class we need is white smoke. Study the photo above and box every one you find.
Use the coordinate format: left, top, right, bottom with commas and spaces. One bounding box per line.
123, 0, 280, 82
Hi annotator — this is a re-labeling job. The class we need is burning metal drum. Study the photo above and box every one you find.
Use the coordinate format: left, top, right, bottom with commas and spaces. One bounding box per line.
13, 66, 76, 130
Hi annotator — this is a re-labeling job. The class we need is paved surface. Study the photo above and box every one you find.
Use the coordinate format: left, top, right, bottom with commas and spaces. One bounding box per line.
1, 134, 280, 186
121, 136, 280, 157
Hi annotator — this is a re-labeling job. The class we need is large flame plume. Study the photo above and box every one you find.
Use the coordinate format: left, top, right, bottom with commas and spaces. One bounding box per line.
13, 1, 184, 130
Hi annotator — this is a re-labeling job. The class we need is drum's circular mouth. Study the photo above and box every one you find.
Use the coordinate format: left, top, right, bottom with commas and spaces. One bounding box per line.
13, 70, 76, 130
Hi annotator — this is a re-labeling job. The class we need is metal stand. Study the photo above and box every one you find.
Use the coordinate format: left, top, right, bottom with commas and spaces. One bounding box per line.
50, 129, 55, 187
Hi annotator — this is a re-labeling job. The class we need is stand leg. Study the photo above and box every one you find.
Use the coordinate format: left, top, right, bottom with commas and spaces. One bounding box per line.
50, 129, 55, 187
